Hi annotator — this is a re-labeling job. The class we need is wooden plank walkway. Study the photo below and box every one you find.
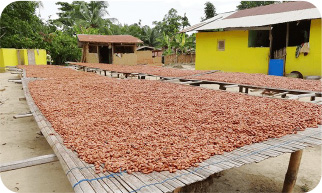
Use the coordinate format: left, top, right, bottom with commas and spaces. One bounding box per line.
21, 71, 322, 193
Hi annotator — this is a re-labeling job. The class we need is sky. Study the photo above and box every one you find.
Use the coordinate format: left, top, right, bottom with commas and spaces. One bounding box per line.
34, 0, 241, 27
1, 0, 322, 27
2, 0, 239, 27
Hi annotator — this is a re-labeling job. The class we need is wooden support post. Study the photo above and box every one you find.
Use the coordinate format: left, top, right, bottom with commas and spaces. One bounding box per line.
239, 86, 243, 93
219, 84, 227, 90
245, 87, 249, 94
310, 95, 316, 101
282, 150, 303, 193
173, 187, 182, 193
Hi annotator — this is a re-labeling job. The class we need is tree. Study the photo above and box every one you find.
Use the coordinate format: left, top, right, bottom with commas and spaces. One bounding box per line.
140, 26, 159, 47
74, 1, 109, 29
201, 2, 216, 21
44, 31, 82, 65
54, 1, 116, 34
153, 8, 190, 38
237, 1, 277, 10
0, 1, 46, 48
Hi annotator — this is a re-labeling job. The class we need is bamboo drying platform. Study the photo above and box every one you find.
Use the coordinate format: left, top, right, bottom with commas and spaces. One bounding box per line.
68, 63, 217, 81
21, 70, 322, 193
176, 78, 322, 100
68, 63, 321, 102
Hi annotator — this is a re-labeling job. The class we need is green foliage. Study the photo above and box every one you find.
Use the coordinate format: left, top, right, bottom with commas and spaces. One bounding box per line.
201, 2, 216, 21
153, 8, 190, 38
44, 31, 81, 65
0, 1, 197, 64
237, 1, 277, 10
0, 1, 46, 48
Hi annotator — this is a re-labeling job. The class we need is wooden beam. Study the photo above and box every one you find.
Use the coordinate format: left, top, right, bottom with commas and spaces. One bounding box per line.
11, 71, 23, 74
13, 113, 33, 119
282, 150, 303, 193
8, 79, 22, 83
288, 93, 315, 100
224, 84, 239, 88
0, 154, 58, 172
273, 92, 289, 97
19, 97, 26, 101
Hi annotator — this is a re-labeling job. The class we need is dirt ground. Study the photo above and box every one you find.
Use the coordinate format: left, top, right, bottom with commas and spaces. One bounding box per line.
0, 69, 321, 193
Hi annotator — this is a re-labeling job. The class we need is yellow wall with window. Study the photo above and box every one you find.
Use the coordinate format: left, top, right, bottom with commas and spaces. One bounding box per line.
196, 19, 321, 77
285, 19, 321, 77
195, 30, 270, 74
0, 48, 47, 68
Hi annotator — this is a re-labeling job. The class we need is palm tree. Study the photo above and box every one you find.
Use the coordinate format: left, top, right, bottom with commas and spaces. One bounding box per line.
141, 26, 159, 47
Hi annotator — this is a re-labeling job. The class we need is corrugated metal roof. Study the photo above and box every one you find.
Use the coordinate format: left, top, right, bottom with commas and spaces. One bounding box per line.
226, 1, 316, 19
137, 46, 155, 51
77, 34, 143, 44
197, 8, 320, 31
180, 11, 235, 33
183, 1, 321, 32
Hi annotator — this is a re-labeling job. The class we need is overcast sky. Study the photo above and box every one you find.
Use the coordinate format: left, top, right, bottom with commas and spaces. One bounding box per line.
0, 0, 322, 27
34, 0, 241, 27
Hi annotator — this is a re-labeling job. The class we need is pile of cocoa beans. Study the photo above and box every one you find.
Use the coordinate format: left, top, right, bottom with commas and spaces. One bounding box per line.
26, 66, 322, 174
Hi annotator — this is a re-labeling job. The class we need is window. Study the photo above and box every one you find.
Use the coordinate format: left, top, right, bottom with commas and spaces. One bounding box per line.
114, 45, 135, 53
217, 40, 225, 51
248, 30, 269, 47
288, 20, 311, 46
89, 45, 97, 53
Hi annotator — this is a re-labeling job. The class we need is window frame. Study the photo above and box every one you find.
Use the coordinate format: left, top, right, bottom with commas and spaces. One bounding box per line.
217, 40, 225, 51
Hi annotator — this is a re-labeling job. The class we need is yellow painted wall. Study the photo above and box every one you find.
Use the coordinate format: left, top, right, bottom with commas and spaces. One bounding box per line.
285, 19, 321, 77
34, 49, 47, 65
0, 48, 19, 68
196, 30, 270, 73
0, 48, 46, 67
18, 50, 28, 65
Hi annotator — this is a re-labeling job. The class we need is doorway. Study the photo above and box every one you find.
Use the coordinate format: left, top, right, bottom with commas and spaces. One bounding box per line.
99, 46, 112, 64
270, 23, 287, 59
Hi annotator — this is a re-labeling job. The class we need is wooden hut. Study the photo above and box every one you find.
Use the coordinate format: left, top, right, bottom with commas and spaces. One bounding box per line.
77, 34, 143, 65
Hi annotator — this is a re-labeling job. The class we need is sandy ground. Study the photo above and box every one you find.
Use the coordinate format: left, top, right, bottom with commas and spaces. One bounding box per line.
0, 69, 321, 193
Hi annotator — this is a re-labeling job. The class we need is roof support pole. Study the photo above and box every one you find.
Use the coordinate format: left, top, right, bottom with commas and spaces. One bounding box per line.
284, 22, 289, 75
269, 25, 273, 60
282, 150, 303, 193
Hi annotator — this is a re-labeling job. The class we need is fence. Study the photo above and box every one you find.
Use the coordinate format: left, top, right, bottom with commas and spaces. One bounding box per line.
164, 54, 195, 65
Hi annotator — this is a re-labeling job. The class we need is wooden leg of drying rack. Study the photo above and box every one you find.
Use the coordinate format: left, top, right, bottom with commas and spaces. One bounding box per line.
282, 150, 303, 193
173, 187, 181, 193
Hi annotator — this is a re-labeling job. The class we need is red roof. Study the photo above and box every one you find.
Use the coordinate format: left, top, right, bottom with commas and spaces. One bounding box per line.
225, 1, 316, 19
77, 34, 143, 44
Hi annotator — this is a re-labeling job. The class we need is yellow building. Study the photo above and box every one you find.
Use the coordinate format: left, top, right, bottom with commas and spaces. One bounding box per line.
0, 48, 47, 68
184, 2, 321, 77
